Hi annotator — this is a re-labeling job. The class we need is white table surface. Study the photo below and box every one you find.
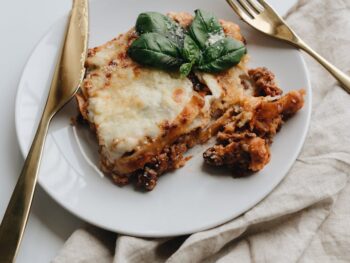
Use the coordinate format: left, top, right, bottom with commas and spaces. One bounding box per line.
0, 0, 297, 262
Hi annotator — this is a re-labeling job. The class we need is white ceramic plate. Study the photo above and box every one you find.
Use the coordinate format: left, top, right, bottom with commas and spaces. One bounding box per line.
15, 0, 311, 237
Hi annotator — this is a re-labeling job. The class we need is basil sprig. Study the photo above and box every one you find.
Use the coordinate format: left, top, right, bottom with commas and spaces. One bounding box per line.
180, 35, 201, 76
128, 10, 246, 76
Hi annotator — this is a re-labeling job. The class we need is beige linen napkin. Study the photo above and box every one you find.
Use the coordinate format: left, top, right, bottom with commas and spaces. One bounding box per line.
53, 0, 350, 262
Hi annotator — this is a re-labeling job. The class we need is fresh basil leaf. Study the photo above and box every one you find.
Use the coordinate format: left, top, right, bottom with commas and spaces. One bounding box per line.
180, 36, 201, 77
135, 12, 185, 46
128, 32, 184, 69
182, 35, 201, 64
198, 38, 246, 73
189, 9, 225, 49
136, 12, 171, 35
180, 62, 194, 77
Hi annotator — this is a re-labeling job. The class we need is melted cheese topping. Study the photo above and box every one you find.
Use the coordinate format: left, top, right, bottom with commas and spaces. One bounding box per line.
80, 15, 249, 167
86, 67, 195, 159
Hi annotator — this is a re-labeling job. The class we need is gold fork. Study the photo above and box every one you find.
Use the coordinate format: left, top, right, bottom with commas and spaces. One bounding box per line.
226, 0, 350, 93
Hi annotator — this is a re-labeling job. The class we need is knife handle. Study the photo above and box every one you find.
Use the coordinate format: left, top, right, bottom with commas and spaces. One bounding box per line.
0, 110, 52, 263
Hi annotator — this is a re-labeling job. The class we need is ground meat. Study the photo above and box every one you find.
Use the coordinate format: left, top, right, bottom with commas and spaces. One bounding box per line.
188, 72, 212, 95
137, 167, 158, 191
203, 89, 305, 175
135, 142, 189, 191
111, 174, 130, 186
203, 132, 270, 173
248, 67, 283, 97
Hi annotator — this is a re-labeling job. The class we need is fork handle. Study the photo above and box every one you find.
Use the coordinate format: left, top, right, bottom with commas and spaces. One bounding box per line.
296, 39, 350, 93
0, 110, 51, 263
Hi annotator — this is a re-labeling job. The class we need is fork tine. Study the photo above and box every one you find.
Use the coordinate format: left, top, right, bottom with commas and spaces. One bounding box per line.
245, 0, 263, 13
256, 0, 271, 9
256, 0, 282, 16
236, 0, 256, 18
226, 0, 253, 22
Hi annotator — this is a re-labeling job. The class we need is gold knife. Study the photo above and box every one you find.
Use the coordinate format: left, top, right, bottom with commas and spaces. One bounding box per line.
0, 0, 88, 261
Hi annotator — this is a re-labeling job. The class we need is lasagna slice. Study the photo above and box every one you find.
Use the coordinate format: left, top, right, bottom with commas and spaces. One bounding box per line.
76, 12, 305, 190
